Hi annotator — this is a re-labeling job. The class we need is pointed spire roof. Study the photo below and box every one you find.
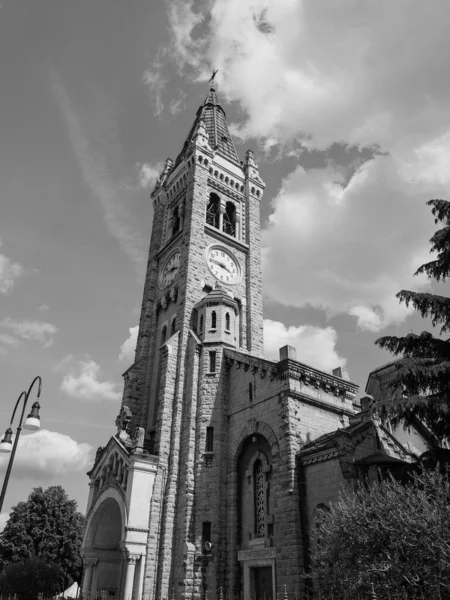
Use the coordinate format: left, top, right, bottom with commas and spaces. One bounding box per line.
173, 85, 240, 169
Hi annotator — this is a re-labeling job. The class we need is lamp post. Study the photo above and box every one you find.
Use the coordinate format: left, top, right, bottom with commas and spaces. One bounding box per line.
0, 376, 42, 512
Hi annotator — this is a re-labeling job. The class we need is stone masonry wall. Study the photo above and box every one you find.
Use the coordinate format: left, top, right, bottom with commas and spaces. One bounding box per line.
172, 333, 201, 598
127, 188, 167, 432
244, 187, 263, 357
143, 334, 179, 600
301, 456, 348, 561
225, 352, 357, 598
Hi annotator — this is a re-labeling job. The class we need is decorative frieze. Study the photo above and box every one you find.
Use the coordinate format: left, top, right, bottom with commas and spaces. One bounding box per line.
208, 177, 243, 202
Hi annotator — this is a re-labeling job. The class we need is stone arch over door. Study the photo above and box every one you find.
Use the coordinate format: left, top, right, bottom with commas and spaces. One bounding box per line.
227, 422, 279, 600
229, 420, 279, 469
82, 487, 127, 600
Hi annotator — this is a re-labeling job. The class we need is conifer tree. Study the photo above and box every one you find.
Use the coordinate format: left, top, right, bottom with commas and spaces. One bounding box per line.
376, 199, 450, 442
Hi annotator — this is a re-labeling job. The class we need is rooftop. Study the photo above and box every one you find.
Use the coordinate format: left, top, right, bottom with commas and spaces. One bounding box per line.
173, 85, 241, 169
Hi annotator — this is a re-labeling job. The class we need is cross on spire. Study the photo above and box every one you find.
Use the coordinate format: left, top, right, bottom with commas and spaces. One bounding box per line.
208, 68, 219, 88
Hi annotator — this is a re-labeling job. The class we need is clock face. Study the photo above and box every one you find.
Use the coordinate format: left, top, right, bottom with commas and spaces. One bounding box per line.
206, 245, 240, 284
161, 251, 180, 288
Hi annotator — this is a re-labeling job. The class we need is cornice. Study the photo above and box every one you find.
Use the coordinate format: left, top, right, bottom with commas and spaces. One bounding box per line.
280, 358, 358, 399
224, 349, 278, 380
300, 448, 339, 466
289, 389, 355, 417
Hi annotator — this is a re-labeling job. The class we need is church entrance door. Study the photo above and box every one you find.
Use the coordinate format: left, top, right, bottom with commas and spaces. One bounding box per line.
252, 566, 273, 600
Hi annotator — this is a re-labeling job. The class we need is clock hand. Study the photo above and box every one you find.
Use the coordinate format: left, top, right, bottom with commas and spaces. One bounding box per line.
211, 258, 231, 272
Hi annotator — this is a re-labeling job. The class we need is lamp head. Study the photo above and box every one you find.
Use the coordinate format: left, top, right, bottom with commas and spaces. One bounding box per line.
24, 401, 41, 431
0, 427, 13, 453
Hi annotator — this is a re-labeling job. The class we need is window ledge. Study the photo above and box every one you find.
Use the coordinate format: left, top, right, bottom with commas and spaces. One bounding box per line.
204, 224, 249, 251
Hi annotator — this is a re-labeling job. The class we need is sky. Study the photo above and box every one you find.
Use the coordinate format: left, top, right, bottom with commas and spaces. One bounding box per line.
1, 0, 450, 524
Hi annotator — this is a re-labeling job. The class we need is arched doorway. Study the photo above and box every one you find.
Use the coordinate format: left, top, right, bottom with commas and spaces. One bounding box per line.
83, 496, 124, 600
237, 434, 275, 600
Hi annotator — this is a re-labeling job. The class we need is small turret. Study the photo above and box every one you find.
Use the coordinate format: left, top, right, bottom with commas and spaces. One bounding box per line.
195, 281, 238, 348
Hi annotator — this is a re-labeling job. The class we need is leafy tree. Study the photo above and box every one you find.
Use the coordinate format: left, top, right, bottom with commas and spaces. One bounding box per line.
0, 557, 66, 599
376, 199, 450, 442
311, 469, 450, 599
0, 485, 86, 588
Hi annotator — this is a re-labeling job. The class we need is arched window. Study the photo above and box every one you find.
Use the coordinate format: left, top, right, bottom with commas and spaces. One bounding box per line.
206, 193, 220, 229
254, 460, 265, 538
211, 311, 217, 329
225, 312, 231, 331
161, 325, 167, 344
172, 207, 180, 236
199, 314, 204, 333
170, 318, 176, 336
223, 202, 236, 237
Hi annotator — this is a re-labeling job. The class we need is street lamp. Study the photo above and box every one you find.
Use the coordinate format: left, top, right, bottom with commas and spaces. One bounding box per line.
0, 376, 42, 512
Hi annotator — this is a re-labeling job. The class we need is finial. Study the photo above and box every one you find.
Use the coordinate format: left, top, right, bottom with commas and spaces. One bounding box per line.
208, 68, 219, 89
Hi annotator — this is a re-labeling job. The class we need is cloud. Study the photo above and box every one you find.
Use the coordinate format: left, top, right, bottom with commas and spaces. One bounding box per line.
51, 71, 147, 277
0, 333, 20, 347
0, 238, 23, 294
38, 304, 50, 311
136, 162, 162, 189
0, 333, 20, 355
0, 430, 93, 480
59, 355, 121, 402
119, 326, 138, 363
143, 67, 168, 116
0, 318, 58, 347
261, 155, 437, 331
263, 319, 345, 373
164, 0, 450, 152
0, 513, 9, 532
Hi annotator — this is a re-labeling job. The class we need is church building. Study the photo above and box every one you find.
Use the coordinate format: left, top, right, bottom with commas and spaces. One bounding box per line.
80, 86, 425, 600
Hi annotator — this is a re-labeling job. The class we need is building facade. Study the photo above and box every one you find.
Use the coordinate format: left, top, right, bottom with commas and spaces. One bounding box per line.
80, 87, 422, 600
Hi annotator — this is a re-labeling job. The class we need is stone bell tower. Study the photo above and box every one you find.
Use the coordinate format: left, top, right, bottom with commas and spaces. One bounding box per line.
120, 83, 266, 438
130, 83, 266, 599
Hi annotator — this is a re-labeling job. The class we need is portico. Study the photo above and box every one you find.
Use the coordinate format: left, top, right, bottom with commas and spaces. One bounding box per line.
81, 434, 158, 600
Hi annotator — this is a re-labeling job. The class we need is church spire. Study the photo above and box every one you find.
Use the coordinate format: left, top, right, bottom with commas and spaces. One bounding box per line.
173, 82, 240, 169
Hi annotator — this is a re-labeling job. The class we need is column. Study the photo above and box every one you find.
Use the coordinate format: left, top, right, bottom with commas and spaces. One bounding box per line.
89, 558, 99, 600
234, 212, 240, 241
219, 200, 226, 232
123, 554, 139, 600
136, 556, 146, 600
81, 558, 96, 599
